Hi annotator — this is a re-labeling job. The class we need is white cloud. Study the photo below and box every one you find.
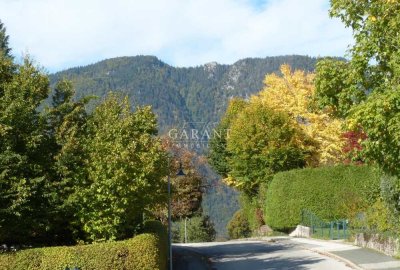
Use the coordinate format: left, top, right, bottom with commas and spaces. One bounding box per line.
0, 0, 352, 72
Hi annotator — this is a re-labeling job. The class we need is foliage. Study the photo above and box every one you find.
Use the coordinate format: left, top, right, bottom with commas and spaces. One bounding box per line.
348, 89, 400, 176
173, 215, 216, 243
208, 98, 247, 177
330, 0, 400, 93
341, 130, 367, 164
314, 58, 363, 117
239, 193, 265, 233
0, 38, 170, 244
51, 55, 319, 239
253, 64, 345, 165
226, 101, 308, 194
69, 93, 168, 241
227, 210, 251, 240
317, 1, 400, 177
380, 174, 400, 218
0, 20, 11, 58
366, 197, 398, 233
0, 229, 167, 270
166, 141, 204, 220
0, 57, 57, 245
264, 165, 380, 231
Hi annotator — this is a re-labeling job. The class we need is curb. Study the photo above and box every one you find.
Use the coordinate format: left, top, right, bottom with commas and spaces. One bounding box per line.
271, 237, 365, 270
303, 246, 364, 270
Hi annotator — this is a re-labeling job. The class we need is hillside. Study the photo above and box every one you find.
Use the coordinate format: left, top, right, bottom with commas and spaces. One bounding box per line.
50, 55, 318, 236
50, 55, 317, 132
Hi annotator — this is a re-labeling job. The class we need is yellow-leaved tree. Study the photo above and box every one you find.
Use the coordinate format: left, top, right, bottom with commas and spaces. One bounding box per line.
252, 65, 344, 165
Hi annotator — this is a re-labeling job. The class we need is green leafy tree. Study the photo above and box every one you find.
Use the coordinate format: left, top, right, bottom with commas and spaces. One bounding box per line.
226, 102, 308, 194
208, 98, 247, 177
71, 93, 169, 241
0, 58, 52, 245
316, 1, 400, 177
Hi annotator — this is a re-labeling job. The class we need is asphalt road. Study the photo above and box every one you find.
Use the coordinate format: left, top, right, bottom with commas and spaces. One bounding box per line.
173, 238, 353, 270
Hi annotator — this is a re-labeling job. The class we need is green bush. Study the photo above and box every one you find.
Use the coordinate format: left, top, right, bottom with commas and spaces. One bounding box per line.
227, 210, 251, 239
265, 165, 380, 231
0, 221, 167, 270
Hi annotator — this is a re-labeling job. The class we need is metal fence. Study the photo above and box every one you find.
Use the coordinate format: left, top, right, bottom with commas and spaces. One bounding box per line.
301, 209, 348, 240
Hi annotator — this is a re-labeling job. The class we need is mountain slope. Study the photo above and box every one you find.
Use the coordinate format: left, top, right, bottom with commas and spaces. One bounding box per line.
51, 55, 318, 132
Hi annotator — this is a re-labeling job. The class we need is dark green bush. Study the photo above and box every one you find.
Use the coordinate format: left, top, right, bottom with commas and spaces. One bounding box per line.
0, 221, 167, 270
227, 210, 251, 239
265, 165, 380, 231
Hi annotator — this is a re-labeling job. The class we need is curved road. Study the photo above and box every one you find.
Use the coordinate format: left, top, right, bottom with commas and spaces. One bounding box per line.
173, 238, 353, 270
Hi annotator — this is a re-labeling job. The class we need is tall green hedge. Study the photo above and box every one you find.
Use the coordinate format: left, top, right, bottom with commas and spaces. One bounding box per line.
0, 221, 167, 270
264, 165, 380, 231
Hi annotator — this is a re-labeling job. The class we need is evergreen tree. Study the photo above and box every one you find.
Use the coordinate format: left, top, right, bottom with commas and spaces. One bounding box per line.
0, 19, 12, 57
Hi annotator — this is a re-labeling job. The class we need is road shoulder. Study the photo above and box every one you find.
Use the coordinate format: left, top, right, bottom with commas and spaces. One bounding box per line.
290, 237, 400, 270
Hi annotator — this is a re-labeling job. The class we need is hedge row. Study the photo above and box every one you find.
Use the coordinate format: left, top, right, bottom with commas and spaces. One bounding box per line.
0, 221, 167, 270
264, 165, 380, 231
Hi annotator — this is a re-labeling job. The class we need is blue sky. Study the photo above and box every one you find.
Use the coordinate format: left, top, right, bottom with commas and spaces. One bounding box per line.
0, 0, 352, 73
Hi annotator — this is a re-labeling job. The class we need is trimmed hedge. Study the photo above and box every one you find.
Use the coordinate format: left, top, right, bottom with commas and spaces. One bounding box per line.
0, 221, 167, 270
265, 165, 380, 231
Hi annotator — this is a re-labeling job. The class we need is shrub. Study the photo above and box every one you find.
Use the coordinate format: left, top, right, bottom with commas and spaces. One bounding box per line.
240, 194, 264, 233
173, 215, 216, 243
0, 221, 167, 270
265, 165, 380, 231
227, 210, 251, 239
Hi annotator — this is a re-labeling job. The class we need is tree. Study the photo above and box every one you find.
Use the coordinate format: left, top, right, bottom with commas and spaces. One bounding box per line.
69, 93, 169, 241
0, 58, 52, 245
152, 140, 205, 223
208, 98, 247, 177
316, 0, 400, 177
0, 20, 12, 58
226, 101, 308, 194
253, 64, 345, 166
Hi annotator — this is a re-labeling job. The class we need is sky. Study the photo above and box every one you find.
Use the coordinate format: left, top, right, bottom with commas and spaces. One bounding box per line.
0, 0, 353, 73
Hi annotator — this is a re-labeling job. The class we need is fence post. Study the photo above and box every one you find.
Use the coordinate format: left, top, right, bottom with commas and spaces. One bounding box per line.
337, 221, 339, 239
330, 221, 333, 239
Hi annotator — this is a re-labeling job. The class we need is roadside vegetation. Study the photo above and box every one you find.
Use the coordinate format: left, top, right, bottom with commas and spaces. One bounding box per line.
209, 0, 400, 243
0, 20, 215, 269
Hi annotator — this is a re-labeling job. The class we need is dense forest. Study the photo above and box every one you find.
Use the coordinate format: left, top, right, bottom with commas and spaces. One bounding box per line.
50, 55, 318, 132
50, 55, 319, 236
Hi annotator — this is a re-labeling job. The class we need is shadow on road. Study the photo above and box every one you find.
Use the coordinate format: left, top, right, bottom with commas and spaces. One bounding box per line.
174, 240, 327, 270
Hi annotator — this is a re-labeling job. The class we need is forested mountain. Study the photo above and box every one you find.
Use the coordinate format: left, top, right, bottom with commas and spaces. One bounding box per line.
50, 55, 317, 132
50, 55, 318, 236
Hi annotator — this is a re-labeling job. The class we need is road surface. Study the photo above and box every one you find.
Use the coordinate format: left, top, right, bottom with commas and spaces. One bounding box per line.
173, 238, 354, 270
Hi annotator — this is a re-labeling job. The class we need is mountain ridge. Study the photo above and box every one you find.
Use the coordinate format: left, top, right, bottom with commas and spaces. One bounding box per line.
50, 54, 319, 134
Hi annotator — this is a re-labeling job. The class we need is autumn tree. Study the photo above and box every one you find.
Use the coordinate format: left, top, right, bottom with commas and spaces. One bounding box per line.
153, 139, 205, 222
253, 64, 345, 166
